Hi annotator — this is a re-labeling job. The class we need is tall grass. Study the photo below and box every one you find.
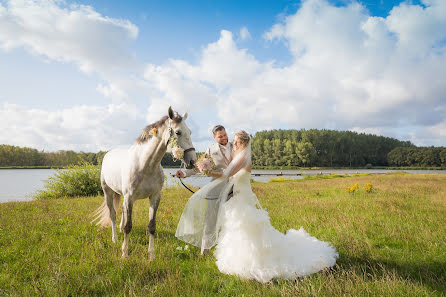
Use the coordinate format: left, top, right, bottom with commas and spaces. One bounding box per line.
1, 173, 445, 296
33, 162, 102, 200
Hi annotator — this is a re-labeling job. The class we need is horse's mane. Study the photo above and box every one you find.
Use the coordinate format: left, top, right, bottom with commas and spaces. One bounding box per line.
135, 113, 183, 144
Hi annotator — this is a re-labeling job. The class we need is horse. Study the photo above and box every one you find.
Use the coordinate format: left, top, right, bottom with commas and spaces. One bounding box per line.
92, 106, 196, 259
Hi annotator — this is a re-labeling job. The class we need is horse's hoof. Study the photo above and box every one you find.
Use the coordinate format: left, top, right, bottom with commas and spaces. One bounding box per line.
149, 252, 155, 261
122, 247, 129, 258
112, 237, 117, 243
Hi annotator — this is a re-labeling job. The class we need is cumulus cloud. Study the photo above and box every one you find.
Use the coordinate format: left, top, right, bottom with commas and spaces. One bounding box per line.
239, 26, 251, 41
0, 102, 147, 151
0, 0, 143, 101
142, 0, 446, 146
2, 0, 446, 151
0, 0, 138, 73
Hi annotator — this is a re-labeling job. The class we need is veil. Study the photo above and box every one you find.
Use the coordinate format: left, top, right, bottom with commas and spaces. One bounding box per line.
222, 139, 252, 178
175, 138, 252, 249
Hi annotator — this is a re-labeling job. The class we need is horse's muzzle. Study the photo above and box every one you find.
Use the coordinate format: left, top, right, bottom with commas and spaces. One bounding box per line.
183, 147, 197, 169
185, 159, 195, 169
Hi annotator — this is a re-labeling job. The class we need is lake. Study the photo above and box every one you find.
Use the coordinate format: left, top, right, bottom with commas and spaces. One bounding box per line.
1, 168, 445, 203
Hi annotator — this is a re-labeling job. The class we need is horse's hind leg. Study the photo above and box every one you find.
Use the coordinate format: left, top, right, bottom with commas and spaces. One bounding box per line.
148, 191, 161, 261
103, 185, 119, 243
109, 192, 120, 243
121, 195, 134, 258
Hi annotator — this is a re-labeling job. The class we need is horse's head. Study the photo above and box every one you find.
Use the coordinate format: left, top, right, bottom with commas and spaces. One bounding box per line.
167, 107, 197, 169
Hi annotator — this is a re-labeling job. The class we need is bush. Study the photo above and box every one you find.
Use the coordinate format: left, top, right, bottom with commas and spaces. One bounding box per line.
34, 162, 103, 199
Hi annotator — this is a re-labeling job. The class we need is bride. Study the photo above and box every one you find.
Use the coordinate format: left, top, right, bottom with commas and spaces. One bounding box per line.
176, 130, 338, 283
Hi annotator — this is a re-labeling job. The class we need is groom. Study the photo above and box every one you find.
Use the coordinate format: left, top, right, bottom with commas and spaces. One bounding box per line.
176, 125, 232, 178
176, 125, 233, 254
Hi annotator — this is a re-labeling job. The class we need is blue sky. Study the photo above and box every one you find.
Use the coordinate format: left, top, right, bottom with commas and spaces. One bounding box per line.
0, 0, 444, 152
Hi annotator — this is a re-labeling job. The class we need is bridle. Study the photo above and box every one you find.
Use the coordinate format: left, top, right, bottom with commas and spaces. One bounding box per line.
167, 120, 196, 160
183, 147, 196, 154
165, 118, 197, 194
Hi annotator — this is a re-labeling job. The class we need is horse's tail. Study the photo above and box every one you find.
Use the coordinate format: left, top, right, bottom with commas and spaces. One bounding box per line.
91, 194, 120, 228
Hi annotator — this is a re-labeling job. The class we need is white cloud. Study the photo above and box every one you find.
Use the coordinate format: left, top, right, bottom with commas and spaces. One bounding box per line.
239, 26, 251, 41
2, 0, 446, 151
140, 0, 446, 146
0, 0, 139, 74
96, 83, 129, 101
426, 120, 446, 140
0, 0, 143, 101
0, 102, 146, 151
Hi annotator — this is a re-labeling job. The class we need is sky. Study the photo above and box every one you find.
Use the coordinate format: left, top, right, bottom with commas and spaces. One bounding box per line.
1, 0, 445, 152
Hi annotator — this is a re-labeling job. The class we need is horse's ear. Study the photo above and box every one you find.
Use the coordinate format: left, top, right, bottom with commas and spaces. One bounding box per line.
182, 112, 188, 121
168, 106, 174, 120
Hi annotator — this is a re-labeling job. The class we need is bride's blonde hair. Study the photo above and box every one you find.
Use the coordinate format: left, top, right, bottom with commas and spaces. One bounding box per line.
235, 130, 250, 148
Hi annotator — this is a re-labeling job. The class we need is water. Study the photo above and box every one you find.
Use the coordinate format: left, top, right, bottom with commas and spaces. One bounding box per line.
1, 168, 445, 203
0, 169, 56, 203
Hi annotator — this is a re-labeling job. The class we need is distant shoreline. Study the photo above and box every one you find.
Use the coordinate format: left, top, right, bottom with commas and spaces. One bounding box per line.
1, 165, 445, 170
0, 165, 184, 170
253, 166, 446, 170
0, 166, 65, 170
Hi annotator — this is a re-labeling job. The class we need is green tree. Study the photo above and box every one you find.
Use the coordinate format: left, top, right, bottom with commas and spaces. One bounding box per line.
295, 142, 315, 167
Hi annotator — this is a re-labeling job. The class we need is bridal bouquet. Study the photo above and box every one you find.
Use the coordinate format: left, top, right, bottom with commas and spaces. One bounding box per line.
195, 153, 215, 174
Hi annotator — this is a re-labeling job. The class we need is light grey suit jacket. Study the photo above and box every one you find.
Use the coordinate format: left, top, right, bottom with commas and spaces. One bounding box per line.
185, 142, 233, 177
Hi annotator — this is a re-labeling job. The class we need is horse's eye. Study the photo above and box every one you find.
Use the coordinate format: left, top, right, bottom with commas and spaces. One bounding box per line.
176, 131, 182, 136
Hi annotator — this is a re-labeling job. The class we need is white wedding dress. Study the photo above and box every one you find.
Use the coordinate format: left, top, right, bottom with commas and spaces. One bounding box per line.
176, 140, 338, 283
214, 168, 338, 283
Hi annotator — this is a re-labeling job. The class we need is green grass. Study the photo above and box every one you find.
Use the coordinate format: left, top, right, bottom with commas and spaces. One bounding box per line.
1, 174, 445, 296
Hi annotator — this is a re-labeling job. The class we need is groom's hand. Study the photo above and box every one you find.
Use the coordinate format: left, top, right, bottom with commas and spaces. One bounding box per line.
176, 170, 185, 178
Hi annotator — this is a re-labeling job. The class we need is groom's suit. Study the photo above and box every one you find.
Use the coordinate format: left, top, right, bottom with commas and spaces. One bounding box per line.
206, 142, 233, 173
184, 142, 233, 177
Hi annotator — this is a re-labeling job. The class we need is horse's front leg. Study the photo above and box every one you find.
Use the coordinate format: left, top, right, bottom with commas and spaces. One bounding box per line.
148, 192, 161, 261
121, 195, 134, 258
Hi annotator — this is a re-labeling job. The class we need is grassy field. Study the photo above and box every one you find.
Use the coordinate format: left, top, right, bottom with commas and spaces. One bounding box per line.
0, 173, 445, 296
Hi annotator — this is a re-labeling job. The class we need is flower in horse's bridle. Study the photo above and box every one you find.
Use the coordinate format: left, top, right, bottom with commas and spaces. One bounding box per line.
149, 128, 157, 136
169, 136, 185, 161
172, 146, 184, 160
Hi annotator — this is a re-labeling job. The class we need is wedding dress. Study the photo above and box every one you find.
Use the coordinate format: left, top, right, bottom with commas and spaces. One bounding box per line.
214, 167, 338, 283
176, 139, 338, 283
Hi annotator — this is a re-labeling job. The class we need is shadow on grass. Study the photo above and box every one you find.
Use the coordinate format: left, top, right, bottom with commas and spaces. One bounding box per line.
129, 227, 174, 242
336, 253, 446, 294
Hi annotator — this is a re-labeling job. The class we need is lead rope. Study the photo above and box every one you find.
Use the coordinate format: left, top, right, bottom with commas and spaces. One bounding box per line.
178, 176, 195, 194
177, 160, 196, 194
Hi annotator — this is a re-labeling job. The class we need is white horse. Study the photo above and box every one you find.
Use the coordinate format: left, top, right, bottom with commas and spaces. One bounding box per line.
93, 107, 196, 259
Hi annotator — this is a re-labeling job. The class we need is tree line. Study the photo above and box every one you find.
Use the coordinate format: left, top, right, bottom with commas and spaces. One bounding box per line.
0, 145, 107, 167
0, 144, 181, 167
387, 147, 446, 167
251, 129, 415, 167
2, 129, 445, 168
